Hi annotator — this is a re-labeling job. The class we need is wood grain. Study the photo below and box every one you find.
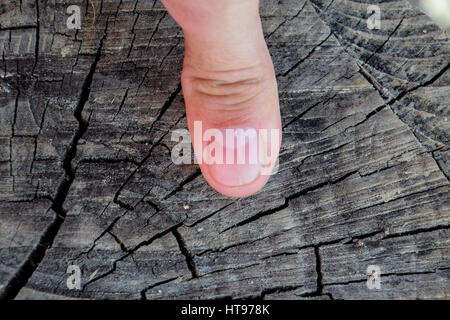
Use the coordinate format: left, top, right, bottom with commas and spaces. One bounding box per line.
0, 0, 448, 299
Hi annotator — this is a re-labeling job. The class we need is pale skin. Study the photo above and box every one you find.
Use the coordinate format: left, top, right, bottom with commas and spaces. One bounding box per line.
161, 0, 282, 197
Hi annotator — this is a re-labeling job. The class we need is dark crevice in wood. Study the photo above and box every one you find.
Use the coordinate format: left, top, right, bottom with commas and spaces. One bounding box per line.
357, 61, 450, 181
265, 0, 308, 40
389, 62, 450, 104
278, 31, 333, 77
324, 278, 366, 287
353, 103, 388, 131
260, 284, 334, 300
82, 223, 183, 291
298, 246, 327, 298
282, 94, 336, 129
295, 141, 352, 173
394, 125, 449, 182
80, 130, 191, 255
159, 36, 181, 69
140, 276, 180, 300
0, 22, 108, 300
220, 170, 358, 234
125, 16, 138, 60
112, 88, 129, 121
30, 100, 48, 174
148, 82, 182, 134
340, 185, 448, 222
172, 229, 199, 279
0, 197, 49, 204
431, 151, 450, 181
219, 200, 288, 234
195, 239, 254, 257
114, 0, 124, 20
197, 263, 261, 281
261, 251, 298, 260
12, 80, 20, 137
363, 17, 405, 66
107, 231, 129, 253
184, 202, 235, 228
143, 199, 160, 212
146, 11, 167, 49
314, 246, 323, 294
73, 213, 125, 261
112, 81, 183, 211
112, 133, 170, 209
344, 228, 389, 245
79, 157, 139, 166
260, 247, 335, 299
358, 163, 398, 178
31, 0, 40, 75
383, 224, 450, 240
199, 224, 346, 258
358, 58, 449, 128
115, 199, 134, 211
54, 30, 107, 211
405, 130, 449, 182
163, 168, 202, 200
0, 212, 65, 300
260, 284, 303, 299
201, 203, 448, 264
136, 67, 150, 91
320, 114, 352, 132
0, 25, 37, 31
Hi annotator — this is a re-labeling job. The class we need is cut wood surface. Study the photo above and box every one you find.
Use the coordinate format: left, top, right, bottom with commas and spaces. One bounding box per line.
0, 0, 449, 299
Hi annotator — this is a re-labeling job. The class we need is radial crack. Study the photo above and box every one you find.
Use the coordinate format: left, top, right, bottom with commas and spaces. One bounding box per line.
172, 229, 199, 279
0, 22, 108, 300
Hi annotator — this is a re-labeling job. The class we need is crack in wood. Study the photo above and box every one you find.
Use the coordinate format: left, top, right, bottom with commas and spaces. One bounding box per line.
82, 222, 183, 291
172, 229, 199, 279
220, 170, 359, 234
1, 0, 448, 300
0, 20, 109, 300
278, 32, 333, 77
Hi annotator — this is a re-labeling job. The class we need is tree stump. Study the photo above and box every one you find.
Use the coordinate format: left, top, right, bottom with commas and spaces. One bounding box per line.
0, 0, 449, 299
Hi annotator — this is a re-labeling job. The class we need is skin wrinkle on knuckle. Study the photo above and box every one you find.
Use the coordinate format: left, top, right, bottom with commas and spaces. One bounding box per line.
182, 64, 272, 115
192, 81, 266, 107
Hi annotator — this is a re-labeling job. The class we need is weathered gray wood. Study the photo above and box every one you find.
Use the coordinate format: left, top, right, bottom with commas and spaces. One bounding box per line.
0, 0, 449, 300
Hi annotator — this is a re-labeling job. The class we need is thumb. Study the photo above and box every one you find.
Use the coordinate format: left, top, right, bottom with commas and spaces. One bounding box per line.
165, 0, 282, 197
